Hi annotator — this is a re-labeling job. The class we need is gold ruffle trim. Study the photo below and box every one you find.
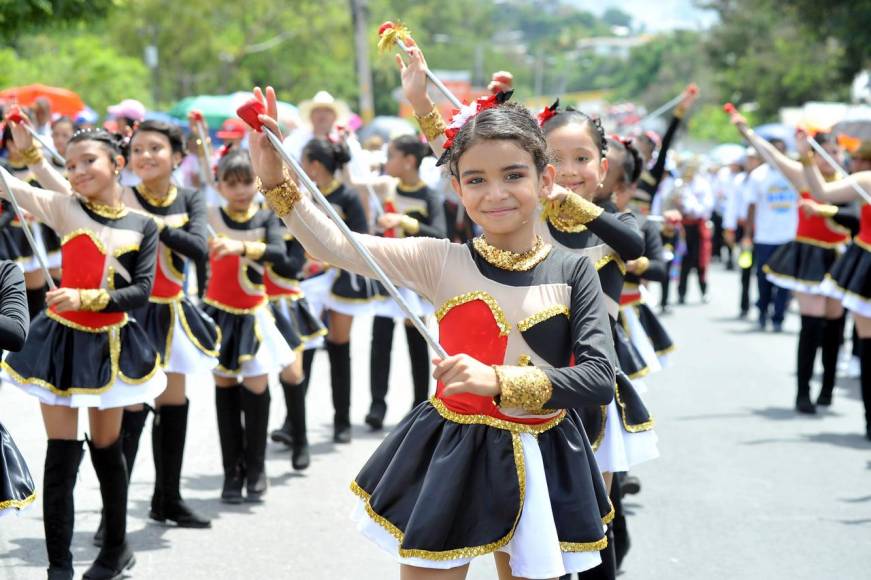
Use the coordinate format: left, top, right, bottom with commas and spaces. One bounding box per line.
45, 308, 127, 333
615, 381, 655, 432
793, 236, 845, 250
137, 184, 178, 208
516, 304, 570, 332
84, 200, 128, 219
203, 296, 266, 315
494, 365, 553, 412
472, 235, 551, 272
542, 194, 603, 233
349, 431, 526, 561
434, 291, 510, 337
595, 253, 626, 275
0, 492, 37, 512
429, 397, 564, 434
590, 405, 608, 452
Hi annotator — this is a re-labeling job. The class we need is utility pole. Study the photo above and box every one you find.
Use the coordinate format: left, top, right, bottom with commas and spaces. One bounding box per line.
350, 0, 375, 122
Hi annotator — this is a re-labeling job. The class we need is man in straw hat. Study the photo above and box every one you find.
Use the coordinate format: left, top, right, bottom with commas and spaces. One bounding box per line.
283, 90, 351, 160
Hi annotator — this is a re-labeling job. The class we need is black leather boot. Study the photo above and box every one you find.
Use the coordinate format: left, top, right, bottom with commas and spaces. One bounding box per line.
83, 437, 135, 580
367, 316, 394, 430
94, 406, 149, 547
405, 322, 430, 407
270, 379, 294, 446
241, 388, 270, 501
215, 385, 245, 504
611, 474, 630, 570
283, 377, 310, 471
43, 439, 84, 580
327, 341, 352, 443
149, 401, 211, 528
796, 315, 823, 414
861, 338, 871, 440
818, 315, 845, 405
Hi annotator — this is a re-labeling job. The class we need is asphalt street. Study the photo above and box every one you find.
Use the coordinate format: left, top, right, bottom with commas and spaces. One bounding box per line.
1, 264, 869, 579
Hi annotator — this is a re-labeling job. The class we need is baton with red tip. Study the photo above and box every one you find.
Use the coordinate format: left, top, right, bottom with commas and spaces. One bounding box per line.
7, 107, 65, 166
237, 98, 448, 358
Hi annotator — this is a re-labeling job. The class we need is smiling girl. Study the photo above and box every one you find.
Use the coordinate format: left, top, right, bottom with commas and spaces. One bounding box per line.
0, 125, 164, 580
248, 58, 617, 577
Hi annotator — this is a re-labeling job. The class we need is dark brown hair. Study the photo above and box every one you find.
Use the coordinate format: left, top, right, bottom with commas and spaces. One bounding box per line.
542, 108, 608, 158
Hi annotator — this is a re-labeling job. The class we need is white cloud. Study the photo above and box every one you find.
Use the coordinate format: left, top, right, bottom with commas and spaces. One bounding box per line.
570, 0, 719, 31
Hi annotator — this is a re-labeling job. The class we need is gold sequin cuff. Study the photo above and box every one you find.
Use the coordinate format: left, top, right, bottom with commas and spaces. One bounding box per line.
20, 145, 44, 166
243, 241, 266, 260
632, 256, 650, 275
258, 177, 302, 218
494, 365, 553, 412
415, 105, 447, 142
552, 193, 603, 229
816, 204, 839, 218
674, 104, 687, 119
79, 289, 111, 312
399, 215, 420, 235
800, 152, 814, 167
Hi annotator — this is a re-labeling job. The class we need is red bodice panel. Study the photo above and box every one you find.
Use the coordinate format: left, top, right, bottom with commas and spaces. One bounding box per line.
55, 233, 124, 329
205, 254, 265, 311
795, 192, 850, 245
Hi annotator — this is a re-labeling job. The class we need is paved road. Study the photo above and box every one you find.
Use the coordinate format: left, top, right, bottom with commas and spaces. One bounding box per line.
1, 265, 870, 579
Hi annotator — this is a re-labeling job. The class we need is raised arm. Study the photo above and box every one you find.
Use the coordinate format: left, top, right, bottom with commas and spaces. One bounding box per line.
6, 111, 73, 196
648, 85, 698, 195
400, 47, 447, 159
796, 135, 871, 204
727, 109, 805, 188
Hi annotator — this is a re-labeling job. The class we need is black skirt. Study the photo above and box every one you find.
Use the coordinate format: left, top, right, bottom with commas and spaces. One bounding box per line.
270, 295, 326, 349
634, 303, 675, 356
763, 240, 840, 292
613, 322, 649, 379
131, 297, 220, 366
331, 270, 376, 303
2, 311, 162, 405
352, 400, 612, 560
202, 305, 261, 374
0, 422, 36, 516
0, 228, 24, 263
826, 242, 871, 307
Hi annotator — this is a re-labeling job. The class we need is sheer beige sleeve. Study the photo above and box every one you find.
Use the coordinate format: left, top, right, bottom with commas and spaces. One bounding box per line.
283, 193, 450, 300
0, 167, 66, 227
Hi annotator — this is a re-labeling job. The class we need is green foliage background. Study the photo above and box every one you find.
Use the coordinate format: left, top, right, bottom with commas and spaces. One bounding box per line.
2, 0, 867, 143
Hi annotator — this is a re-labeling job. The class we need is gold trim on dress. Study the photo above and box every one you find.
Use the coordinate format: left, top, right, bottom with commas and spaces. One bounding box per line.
79, 289, 111, 312
762, 264, 829, 288
84, 200, 128, 219
472, 235, 551, 271
614, 381, 655, 432
322, 180, 341, 196
223, 205, 259, 223
113, 244, 140, 257
176, 300, 221, 357
429, 397, 565, 434
61, 229, 107, 253
45, 308, 128, 333
149, 291, 185, 304
494, 365, 553, 412
397, 180, 427, 193
793, 236, 843, 250
137, 184, 178, 208
349, 431, 526, 561
0, 492, 37, 512
590, 405, 608, 451
203, 297, 266, 315
435, 291, 511, 337
853, 236, 871, 253
595, 253, 626, 275
516, 304, 570, 332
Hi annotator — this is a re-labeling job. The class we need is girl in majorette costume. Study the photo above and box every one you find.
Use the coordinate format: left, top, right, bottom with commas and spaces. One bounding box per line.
538, 106, 657, 580
13, 117, 220, 538
1, 122, 52, 321
0, 258, 33, 520
294, 138, 374, 444
794, 132, 871, 440
634, 86, 698, 313
249, 56, 617, 577
0, 126, 165, 580
203, 149, 297, 503
609, 138, 675, 370
729, 109, 850, 414
266, 224, 327, 471
346, 134, 448, 430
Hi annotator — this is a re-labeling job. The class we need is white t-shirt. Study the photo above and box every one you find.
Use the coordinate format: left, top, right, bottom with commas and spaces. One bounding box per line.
746, 164, 798, 244
723, 171, 752, 230
679, 174, 715, 220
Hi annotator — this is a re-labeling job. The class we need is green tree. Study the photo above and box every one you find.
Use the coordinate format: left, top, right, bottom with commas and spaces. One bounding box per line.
0, 0, 114, 41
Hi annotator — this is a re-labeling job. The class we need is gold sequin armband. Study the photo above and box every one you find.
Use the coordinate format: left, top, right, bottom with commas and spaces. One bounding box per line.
79, 289, 111, 312
399, 215, 420, 235
20, 145, 44, 166
816, 204, 839, 219
493, 365, 553, 411
674, 104, 687, 119
548, 193, 603, 230
799, 152, 814, 167
257, 172, 301, 218
632, 256, 650, 275
415, 105, 447, 142
243, 241, 266, 260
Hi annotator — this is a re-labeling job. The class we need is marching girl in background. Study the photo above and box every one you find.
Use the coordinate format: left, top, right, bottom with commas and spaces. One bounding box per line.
266, 226, 327, 471
346, 134, 448, 430
203, 149, 297, 503
250, 66, 617, 579
296, 138, 374, 444
0, 257, 32, 519
793, 135, 871, 440
0, 125, 164, 580
729, 109, 849, 414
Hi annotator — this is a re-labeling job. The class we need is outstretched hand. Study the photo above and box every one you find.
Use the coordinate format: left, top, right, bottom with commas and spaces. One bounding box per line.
246, 86, 287, 189
795, 128, 812, 157
4, 108, 35, 152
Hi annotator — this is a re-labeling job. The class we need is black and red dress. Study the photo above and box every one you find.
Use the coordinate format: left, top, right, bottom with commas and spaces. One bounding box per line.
123, 185, 220, 374
0, 171, 166, 408
203, 205, 295, 377
823, 203, 871, 316
277, 191, 616, 577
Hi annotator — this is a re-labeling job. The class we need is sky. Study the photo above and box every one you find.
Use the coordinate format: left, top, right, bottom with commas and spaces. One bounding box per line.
578, 0, 720, 31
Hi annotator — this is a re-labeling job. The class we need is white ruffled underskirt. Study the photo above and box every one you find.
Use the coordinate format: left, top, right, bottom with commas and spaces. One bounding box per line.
594, 400, 659, 473
163, 309, 219, 375
213, 307, 296, 378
